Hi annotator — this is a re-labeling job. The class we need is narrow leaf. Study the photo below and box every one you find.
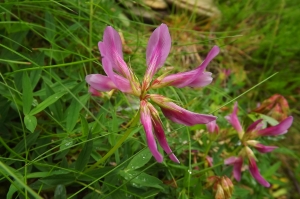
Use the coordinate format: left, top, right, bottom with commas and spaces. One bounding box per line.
54, 185, 67, 199
7, 131, 40, 165
29, 91, 66, 115
24, 115, 37, 133
75, 131, 93, 172
127, 149, 152, 170
80, 114, 89, 137
45, 12, 56, 41
22, 72, 33, 114
0, 162, 42, 199
66, 94, 89, 133
59, 137, 73, 151
45, 84, 63, 121
119, 170, 163, 190
39, 174, 75, 185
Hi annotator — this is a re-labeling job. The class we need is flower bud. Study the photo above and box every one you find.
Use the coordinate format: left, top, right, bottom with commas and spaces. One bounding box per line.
252, 94, 290, 122
221, 176, 234, 198
206, 176, 234, 199
215, 184, 225, 199
206, 120, 219, 134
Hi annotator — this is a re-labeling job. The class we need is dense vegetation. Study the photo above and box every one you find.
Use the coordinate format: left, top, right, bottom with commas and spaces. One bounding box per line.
0, 0, 299, 198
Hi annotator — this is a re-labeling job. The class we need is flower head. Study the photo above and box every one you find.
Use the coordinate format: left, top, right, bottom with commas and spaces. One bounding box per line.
206, 176, 234, 199
86, 24, 219, 163
206, 120, 219, 134
253, 94, 290, 122
224, 102, 293, 187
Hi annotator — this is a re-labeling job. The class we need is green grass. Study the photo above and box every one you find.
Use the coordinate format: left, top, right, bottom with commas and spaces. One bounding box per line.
0, 0, 299, 198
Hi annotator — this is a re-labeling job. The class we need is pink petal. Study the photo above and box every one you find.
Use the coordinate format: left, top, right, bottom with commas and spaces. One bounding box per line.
254, 144, 278, 153
201, 45, 220, 65
85, 74, 116, 91
160, 102, 216, 126
246, 119, 263, 133
88, 86, 102, 97
257, 116, 293, 136
100, 56, 132, 93
177, 45, 219, 87
248, 157, 270, 187
151, 114, 180, 163
98, 27, 132, 79
187, 72, 213, 88
224, 156, 239, 165
224, 156, 243, 181
225, 102, 244, 139
153, 70, 212, 89
151, 46, 219, 89
145, 24, 171, 80
206, 156, 213, 167
206, 120, 219, 134
140, 101, 163, 163
153, 69, 197, 88
113, 74, 133, 93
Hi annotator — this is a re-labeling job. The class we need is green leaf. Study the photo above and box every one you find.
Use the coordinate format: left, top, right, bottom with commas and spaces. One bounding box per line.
66, 94, 89, 133
45, 12, 56, 41
24, 115, 37, 133
78, 167, 115, 182
232, 186, 251, 198
22, 72, 33, 114
59, 137, 73, 151
6, 183, 20, 199
75, 131, 93, 172
7, 131, 40, 165
274, 147, 298, 158
3, 165, 24, 199
260, 114, 279, 126
119, 170, 163, 190
54, 185, 67, 199
29, 91, 66, 115
27, 170, 70, 179
0, 162, 42, 199
80, 114, 89, 137
39, 174, 75, 186
126, 149, 152, 170
264, 162, 281, 177
45, 84, 63, 121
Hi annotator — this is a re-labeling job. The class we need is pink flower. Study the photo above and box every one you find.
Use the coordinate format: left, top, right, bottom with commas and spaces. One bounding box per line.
225, 102, 244, 139
248, 157, 270, 187
224, 156, 243, 181
225, 154, 270, 187
88, 86, 102, 97
86, 24, 219, 163
206, 156, 213, 167
206, 120, 219, 134
225, 102, 293, 187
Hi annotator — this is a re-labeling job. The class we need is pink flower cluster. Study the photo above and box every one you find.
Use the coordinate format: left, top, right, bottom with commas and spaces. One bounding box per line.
86, 24, 219, 163
224, 102, 293, 187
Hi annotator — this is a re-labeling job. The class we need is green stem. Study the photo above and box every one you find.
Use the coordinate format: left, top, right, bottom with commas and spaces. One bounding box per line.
87, 111, 140, 171
89, 0, 94, 73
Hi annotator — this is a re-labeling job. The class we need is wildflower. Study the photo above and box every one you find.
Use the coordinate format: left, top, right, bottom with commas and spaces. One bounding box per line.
206, 156, 213, 167
88, 86, 102, 97
224, 102, 293, 187
206, 120, 219, 134
252, 94, 290, 122
206, 176, 234, 199
86, 24, 219, 163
